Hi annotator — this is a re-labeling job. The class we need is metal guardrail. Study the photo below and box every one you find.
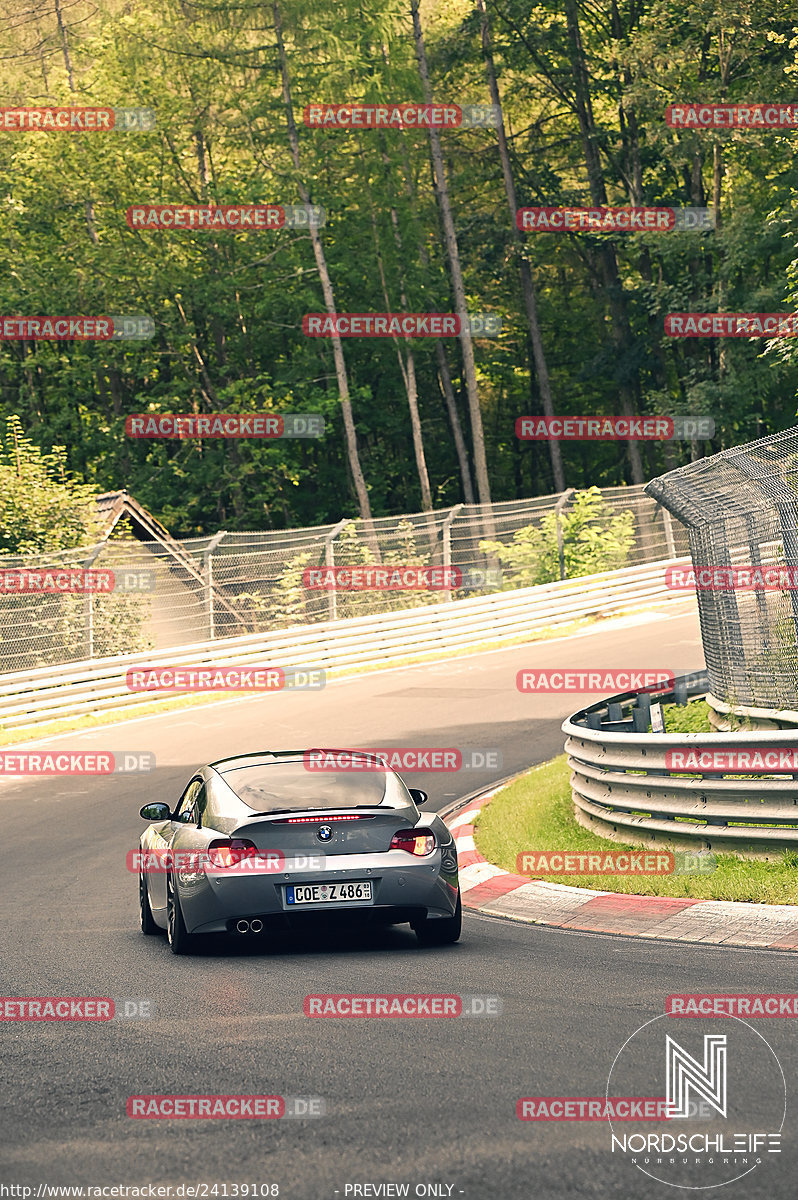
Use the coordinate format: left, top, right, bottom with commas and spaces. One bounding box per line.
707, 692, 798, 732
0, 557, 687, 730
563, 672, 798, 858
0, 482, 689, 673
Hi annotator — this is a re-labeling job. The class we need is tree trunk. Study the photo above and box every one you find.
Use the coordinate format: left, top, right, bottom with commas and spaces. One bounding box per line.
364, 144, 434, 514
477, 0, 564, 492
54, 0, 99, 246
563, 0, 644, 484
435, 341, 476, 504
272, 0, 374, 531
410, 0, 492, 507
395, 139, 475, 503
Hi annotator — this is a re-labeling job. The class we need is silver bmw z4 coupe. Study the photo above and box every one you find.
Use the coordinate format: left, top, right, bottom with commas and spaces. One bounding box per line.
136, 749, 462, 954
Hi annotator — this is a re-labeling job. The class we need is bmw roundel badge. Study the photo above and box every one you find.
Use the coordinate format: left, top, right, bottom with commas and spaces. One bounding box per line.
317, 825, 333, 841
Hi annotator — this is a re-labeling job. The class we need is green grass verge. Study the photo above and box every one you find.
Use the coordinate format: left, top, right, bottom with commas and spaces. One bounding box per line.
661, 698, 713, 733
473, 755, 798, 904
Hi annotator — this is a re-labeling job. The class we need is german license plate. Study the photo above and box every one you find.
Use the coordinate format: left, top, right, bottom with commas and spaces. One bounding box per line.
285, 880, 372, 905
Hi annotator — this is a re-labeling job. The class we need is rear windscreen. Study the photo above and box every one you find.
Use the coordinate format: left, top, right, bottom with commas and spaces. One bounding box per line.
216, 759, 412, 811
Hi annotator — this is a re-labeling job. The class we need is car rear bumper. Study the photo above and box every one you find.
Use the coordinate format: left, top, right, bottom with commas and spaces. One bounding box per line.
179, 850, 458, 934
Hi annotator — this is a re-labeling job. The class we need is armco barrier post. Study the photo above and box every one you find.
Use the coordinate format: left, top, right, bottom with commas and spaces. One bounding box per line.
554, 489, 575, 581
442, 504, 464, 602
324, 519, 348, 622
203, 531, 227, 639
662, 507, 676, 559
83, 543, 105, 660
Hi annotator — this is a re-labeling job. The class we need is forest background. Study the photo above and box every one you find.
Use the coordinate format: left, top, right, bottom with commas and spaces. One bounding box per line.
1, 0, 797, 543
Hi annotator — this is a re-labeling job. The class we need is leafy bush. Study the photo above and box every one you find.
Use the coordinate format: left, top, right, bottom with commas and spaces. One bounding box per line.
0, 415, 101, 554
0, 417, 151, 670
228, 519, 442, 630
479, 487, 636, 587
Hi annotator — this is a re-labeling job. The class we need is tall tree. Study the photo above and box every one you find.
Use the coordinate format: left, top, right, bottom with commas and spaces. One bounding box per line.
410, 0, 492, 506
272, 0, 374, 527
478, 0, 564, 492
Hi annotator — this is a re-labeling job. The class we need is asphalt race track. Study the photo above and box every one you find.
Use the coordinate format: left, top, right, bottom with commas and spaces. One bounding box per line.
2, 605, 797, 1199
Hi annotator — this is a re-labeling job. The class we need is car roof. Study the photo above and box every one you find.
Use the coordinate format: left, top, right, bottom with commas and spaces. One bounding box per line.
208, 748, 392, 772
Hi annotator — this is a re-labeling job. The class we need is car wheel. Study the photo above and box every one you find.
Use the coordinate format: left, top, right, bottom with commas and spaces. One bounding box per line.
139, 869, 158, 935
413, 890, 462, 946
166, 873, 195, 955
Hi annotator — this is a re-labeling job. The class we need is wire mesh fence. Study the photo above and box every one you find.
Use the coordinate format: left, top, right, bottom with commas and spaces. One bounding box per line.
0, 484, 687, 675
646, 427, 798, 713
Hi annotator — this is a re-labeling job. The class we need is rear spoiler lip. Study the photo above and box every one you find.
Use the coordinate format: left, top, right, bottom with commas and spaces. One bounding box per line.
232, 804, 419, 831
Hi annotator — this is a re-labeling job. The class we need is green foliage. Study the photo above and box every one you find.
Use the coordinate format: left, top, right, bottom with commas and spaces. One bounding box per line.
231, 550, 323, 632
3, 590, 152, 670
308, 520, 440, 620
0, 0, 797, 528
0, 416, 101, 554
479, 488, 636, 586
474, 755, 798, 904
226, 518, 443, 630
661, 700, 713, 734
0, 416, 150, 667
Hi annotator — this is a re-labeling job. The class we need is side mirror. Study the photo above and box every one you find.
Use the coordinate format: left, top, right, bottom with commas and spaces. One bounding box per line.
408, 788, 429, 806
140, 802, 171, 821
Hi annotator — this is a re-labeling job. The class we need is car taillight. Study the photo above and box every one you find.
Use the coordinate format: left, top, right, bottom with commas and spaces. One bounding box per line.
207, 838, 258, 868
277, 814, 373, 824
390, 828, 436, 856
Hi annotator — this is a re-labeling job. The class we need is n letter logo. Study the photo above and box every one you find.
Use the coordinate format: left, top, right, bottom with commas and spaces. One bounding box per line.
666, 1035, 727, 1119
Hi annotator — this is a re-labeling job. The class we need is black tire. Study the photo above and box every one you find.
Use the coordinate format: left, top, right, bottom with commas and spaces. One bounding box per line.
166, 873, 195, 955
139, 869, 158, 935
413, 890, 462, 946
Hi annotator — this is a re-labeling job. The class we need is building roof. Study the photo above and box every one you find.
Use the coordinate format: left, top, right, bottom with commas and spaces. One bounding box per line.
96, 490, 177, 542
95, 490, 239, 620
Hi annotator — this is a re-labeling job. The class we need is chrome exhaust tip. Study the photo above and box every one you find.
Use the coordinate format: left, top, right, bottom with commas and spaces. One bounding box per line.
236, 919, 250, 934
250, 918, 264, 934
